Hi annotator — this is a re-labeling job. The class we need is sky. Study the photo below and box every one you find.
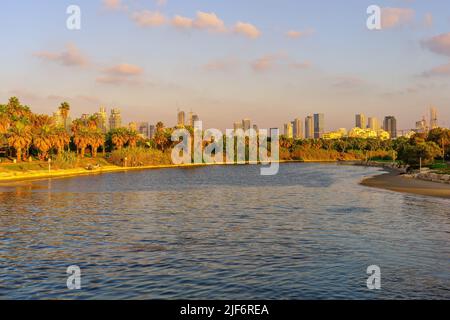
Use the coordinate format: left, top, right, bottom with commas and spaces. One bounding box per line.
0, 0, 449, 132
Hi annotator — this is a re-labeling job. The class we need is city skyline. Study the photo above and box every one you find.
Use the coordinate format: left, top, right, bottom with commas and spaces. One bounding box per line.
50, 103, 446, 141
1, 1, 450, 131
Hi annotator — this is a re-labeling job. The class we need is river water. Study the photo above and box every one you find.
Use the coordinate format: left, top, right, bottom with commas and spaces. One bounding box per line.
0, 163, 449, 299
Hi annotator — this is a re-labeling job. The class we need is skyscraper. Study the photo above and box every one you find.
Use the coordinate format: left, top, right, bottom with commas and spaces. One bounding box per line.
138, 122, 149, 138
52, 110, 64, 127
188, 112, 193, 127
242, 119, 251, 131
368, 117, 380, 131
293, 118, 304, 139
129, 122, 137, 132
383, 116, 397, 139
96, 106, 108, 133
430, 107, 438, 129
192, 114, 200, 125
284, 122, 293, 138
415, 117, 427, 133
109, 108, 122, 130
314, 113, 325, 139
355, 114, 366, 129
305, 116, 313, 139
270, 128, 279, 138
233, 122, 243, 131
177, 110, 185, 127
149, 125, 156, 139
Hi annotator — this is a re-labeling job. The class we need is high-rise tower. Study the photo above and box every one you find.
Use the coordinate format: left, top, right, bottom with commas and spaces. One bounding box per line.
430, 107, 438, 129
383, 116, 397, 139
109, 108, 122, 130
314, 113, 325, 139
355, 114, 366, 129
305, 116, 313, 139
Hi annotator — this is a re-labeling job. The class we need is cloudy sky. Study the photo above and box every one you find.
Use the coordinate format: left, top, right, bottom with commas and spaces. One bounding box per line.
0, 0, 449, 131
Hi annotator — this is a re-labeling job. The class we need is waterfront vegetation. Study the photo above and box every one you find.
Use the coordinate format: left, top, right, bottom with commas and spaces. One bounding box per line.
0, 97, 449, 178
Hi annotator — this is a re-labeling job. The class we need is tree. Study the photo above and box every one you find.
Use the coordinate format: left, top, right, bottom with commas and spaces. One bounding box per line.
397, 141, 441, 167
33, 125, 54, 160
0, 107, 10, 134
111, 128, 129, 150
154, 122, 168, 151
73, 128, 90, 158
71, 118, 84, 135
59, 102, 70, 130
53, 127, 70, 154
6, 97, 31, 121
127, 130, 141, 148
88, 129, 105, 158
7, 121, 32, 162
427, 128, 450, 160
86, 115, 99, 130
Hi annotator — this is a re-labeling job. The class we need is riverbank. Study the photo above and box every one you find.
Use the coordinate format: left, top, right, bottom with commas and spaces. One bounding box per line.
0, 160, 310, 185
360, 169, 450, 199
0, 162, 222, 184
3, 160, 450, 199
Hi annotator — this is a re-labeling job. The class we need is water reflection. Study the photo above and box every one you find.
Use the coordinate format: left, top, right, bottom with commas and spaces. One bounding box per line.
0, 163, 449, 299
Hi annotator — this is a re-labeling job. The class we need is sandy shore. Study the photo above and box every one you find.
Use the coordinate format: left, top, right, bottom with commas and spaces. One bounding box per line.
361, 169, 450, 199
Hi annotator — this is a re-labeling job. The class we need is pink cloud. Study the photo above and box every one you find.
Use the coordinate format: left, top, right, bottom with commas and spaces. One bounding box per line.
98, 63, 144, 85
252, 55, 279, 72
34, 43, 89, 67
286, 29, 314, 39
422, 62, 450, 77
171, 15, 193, 28
102, 0, 125, 11
251, 53, 310, 73
422, 33, 450, 56
233, 22, 261, 39
193, 11, 226, 32
381, 7, 415, 29
132, 10, 166, 27
104, 63, 143, 76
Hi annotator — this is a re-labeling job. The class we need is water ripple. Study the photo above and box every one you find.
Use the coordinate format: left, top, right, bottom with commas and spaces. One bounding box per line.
0, 163, 449, 299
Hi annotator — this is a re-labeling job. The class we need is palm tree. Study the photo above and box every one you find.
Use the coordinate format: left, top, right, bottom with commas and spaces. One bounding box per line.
111, 128, 129, 150
53, 127, 70, 155
154, 122, 168, 151
71, 118, 85, 136
7, 121, 32, 162
127, 130, 141, 148
86, 115, 99, 130
6, 97, 31, 121
0, 111, 10, 134
88, 130, 105, 158
31, 114, 54, 128
73, 128, 90, 158
59, 102, 70, 130
33, 125, 53, 160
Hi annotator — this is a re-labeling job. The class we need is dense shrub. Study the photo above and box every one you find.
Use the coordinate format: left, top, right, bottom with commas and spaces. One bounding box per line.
108, 147, 172, 167
51, 151, 79, 169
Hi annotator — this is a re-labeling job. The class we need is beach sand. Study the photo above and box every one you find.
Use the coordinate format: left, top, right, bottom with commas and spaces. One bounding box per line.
361, 170, 450, 199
